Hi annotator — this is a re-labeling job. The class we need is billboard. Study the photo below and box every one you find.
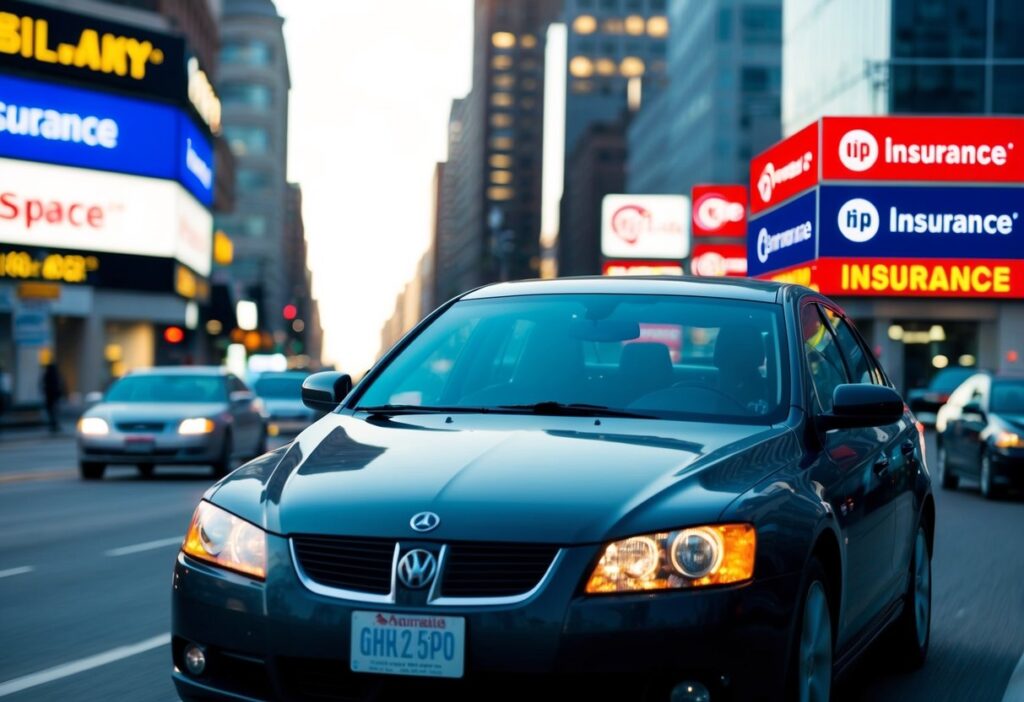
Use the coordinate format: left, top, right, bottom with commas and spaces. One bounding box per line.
691, 185, 747, 237
601, 194, 690, 259
747, 190, 817, 277
818, 184, 1024, 260
690, 244, 747, 277
602, 260, 684, 276
0, 1, 187, 103
821, 116, 1024, 183
750, 122, 818, 214
0, 158, 212, 276
0, 74, 213, 206
0, 244, 192, 293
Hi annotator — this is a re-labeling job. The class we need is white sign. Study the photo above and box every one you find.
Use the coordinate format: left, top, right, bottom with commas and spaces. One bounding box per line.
601, 194, 690, 259
0, 158, 212, 275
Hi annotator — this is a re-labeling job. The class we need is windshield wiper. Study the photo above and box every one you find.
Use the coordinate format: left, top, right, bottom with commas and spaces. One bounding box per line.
494, 401, 653, 419
357, 404, 492, 416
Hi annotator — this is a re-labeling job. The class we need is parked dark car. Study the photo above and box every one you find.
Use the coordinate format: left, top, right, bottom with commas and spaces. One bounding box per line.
77, 367, 266, 479
171, 278, 933, 702
936, 373, 1024, 499
906, 366, 978, 426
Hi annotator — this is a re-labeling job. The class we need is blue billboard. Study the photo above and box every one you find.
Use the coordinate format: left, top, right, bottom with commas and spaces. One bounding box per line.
747, 189, 818, 276
818, 185, 1024, 260
0, 73, 213, 206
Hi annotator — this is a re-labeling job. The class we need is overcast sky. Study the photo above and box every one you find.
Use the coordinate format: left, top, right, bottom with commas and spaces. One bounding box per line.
275, 0, 473, 374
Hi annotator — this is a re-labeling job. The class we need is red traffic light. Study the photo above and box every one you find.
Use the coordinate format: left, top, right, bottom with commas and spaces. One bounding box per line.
283, 304, 298, 321
164, 326, 185, 344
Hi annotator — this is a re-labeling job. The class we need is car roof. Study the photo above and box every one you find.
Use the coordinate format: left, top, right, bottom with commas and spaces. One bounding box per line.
460, 276, 787, 304
126, 366, 228, 377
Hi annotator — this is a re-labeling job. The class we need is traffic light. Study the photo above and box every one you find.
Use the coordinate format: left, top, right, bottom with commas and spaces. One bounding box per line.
164, 326, 185, 344
283, 304, 297, 321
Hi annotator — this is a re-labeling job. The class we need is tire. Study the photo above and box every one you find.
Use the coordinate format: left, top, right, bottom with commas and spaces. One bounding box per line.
137, 463, 155, 479
937, 444, 958, 490
979, 452, 1002, 500
789, 558, 833, 702
79, 462, 105, 480
211, 432, 233, 479
885, 525, 931, 669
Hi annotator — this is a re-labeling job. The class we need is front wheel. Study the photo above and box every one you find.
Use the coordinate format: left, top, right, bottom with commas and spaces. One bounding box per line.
885, 525, 931, 669
937, 444, 958, 490
79, 462, 105, 480
790, 559, 833, 702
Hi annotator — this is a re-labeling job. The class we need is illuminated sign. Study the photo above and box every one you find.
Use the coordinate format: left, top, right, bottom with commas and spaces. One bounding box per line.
818, 185, 1022, 260
0, 248, 98, 283
601, 194, 690, 259
187, 56, 221, 134
750, 122, 818, 214
0, 1, 186, 102
602, 261, 684, 276
0, 158, 212, 276
822, 116, 1024, 183
691, 185, 747, 237
747, 190, 817, 277
689, 244, 747, 277
0, 74, 213, 206
816, 258, 1024, 298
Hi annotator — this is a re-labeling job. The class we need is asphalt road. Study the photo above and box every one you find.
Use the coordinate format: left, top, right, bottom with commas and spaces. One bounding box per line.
0, 430, 1021, 702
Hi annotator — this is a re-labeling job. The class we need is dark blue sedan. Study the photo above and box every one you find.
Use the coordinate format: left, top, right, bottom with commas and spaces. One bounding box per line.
171, 277, 933, 702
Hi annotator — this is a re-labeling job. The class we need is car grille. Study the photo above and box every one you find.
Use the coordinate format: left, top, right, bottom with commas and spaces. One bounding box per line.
115, 421, 166, 432
291, 535, 396, 594
290, 536, 559, 600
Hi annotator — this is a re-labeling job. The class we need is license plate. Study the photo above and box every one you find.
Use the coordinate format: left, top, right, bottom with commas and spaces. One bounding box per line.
124, 436, 155, 453
350, 611, 464, 678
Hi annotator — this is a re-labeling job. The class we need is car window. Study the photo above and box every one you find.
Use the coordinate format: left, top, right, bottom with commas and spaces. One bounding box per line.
823, 308, 876, 385
355, 293, 789, 424
254, 375, 306, 398
105, 375, 228, 403
991, 381, 1024, 413
801, 304, 849, 412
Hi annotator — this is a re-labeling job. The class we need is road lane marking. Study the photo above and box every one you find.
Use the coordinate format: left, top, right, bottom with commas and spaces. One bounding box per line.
0, 470, 76, 485
105, 536, 183, 557
0, 566, 33, 579
1003, 648, 1024, 702
0, 633, 170, 698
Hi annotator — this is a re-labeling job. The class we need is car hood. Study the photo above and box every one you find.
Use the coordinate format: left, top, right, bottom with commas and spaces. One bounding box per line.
995, 413, 1024, 432
87, 402, 227, 423
209, 412, 800, 545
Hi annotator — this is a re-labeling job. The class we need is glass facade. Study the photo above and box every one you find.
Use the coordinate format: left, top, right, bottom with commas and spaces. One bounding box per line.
221, 40, 273, 66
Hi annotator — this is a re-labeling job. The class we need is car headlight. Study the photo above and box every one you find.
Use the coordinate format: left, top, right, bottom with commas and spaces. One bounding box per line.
78, 417, 109, 436
585, 523, 755, 594
994, 431, 1021, 448
178, 417, 216, 435
182, 501, 266, 579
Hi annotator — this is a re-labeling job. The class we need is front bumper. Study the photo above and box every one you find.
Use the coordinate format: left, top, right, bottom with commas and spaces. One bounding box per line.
78, 429, 225, 465
171, 534, 801, 701
989, 448, 1024, 489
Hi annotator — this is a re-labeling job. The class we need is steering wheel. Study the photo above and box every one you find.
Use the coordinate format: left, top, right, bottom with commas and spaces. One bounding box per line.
667, 382, 751, 412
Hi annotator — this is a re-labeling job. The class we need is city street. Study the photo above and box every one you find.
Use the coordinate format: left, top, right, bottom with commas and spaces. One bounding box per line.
0, 431, 1020, 701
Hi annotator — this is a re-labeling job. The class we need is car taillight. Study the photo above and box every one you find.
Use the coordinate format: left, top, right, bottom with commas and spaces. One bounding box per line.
915, 420, 927, 466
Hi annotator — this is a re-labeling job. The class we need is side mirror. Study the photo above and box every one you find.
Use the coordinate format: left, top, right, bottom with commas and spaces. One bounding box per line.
84, 391, 104, 406
229, 390, 255, 405
301, 371, 353, 412
819, 384, 904, 431
961, 401, 985, 419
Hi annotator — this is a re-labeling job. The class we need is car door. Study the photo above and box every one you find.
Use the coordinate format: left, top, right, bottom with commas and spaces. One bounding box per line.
800, 303, 895, 642
959, 378, 991, 477
826, 308, 917, 604
940, 378, 975, 466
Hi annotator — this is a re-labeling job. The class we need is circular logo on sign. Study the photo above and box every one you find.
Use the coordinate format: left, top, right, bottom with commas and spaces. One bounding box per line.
838, 129, 879, 172
837, 198, 880, 243
757, 164, 774, 203
756, 228, 771, 263
694, 194, 745, 232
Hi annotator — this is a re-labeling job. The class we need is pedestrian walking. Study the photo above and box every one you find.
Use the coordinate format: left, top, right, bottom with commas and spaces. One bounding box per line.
41, 362, 64, 433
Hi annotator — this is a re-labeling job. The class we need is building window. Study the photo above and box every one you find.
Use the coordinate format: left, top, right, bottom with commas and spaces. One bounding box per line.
620, 56, 645, 77
224, 125, 269, 155
571, 79, 594, 94
493, 73, 516, 89
993, 66, 1024, 112
491, 92, 514, 107
220, 40, 272, 66
624, 15, 645, 35
572, 14, 597, 34
891, 64, 985, 113
487, 186, 515, 201
603, 18, 625, 34
521, 78, 539, 92
492, 31, 516, 49
491, 113, 514, 128
236, 168, 272, 190
647, 15, 669, 37
740, 66, 777, 92
741, 7, 781, 44
220, 82, 272, 109
995, 0, 1024, 57
492, 55, 513, 70
490, 136, 514, 150
490, 154, 513, 168
490, 170, 514, 185
569, 55, 594, 77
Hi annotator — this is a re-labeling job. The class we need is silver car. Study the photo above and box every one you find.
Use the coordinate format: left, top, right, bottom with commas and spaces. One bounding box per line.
250, 370, 321, 438
76, 367, 266, 480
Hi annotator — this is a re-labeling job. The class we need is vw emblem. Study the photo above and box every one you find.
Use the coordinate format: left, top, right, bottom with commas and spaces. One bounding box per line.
396, 549, 438, 589
410, 511, 440, 533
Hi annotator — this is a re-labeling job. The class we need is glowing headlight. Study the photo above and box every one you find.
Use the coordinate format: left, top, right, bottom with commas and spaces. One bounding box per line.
585, 523, 756, 594
182, 501, 266, 579
178, 418, 216, 435
994, 431, 1021, 448
78, 417, 109, 435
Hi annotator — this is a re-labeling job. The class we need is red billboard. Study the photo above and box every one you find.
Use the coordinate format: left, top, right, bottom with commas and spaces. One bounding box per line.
822, 116, 1024, 183
689, 244, 747, 277
602, 260, 684, 276
691, 185, 747, 237
750, 122, 819, 214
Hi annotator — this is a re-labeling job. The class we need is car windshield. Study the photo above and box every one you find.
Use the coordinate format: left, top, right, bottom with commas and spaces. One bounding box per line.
254, 376, 306, 399
929, 367, 976, 392
355, 293, 788, 424
105, 375, 227, 403
991, 381, 1024, 414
